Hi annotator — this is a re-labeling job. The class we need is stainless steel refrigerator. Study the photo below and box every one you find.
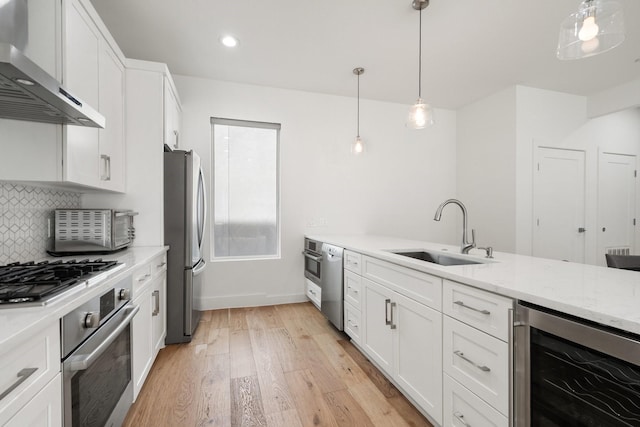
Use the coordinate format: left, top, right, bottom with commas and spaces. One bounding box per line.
164, 148, 207, 344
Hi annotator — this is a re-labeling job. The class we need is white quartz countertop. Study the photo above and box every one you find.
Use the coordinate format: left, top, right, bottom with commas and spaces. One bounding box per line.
307, 234, 640, 335
0, 246, 168, 349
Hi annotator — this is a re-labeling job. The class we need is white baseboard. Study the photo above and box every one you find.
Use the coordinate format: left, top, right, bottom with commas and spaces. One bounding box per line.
195, 292, 309, 310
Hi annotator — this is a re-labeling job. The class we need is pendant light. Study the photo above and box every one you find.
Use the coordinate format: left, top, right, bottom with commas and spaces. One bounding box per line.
406, 0, 434, 129
352, 67, 365, 155
557, 0, 625, 60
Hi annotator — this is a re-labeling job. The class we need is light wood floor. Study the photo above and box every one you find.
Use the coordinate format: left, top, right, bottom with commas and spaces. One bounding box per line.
124, 302, 434, 427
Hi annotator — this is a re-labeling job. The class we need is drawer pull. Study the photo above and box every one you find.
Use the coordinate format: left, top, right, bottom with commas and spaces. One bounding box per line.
0, 367, 38, 401
138, 273, 151, 282
152, 290, 160, 316
454, 411, 471, 427
156, 262, 166, 268
348, 286, 359, 294
390, 302, 397, 330
454, 300, 490, 315
385, 299, 392, 326
348, 319, 358, 328
454, 350, 491, 372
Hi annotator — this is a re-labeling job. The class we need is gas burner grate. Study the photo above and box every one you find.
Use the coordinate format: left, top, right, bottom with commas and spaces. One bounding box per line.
0, 258, 120, 304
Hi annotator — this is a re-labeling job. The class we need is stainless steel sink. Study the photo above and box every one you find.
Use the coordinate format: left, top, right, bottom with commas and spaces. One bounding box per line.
391, 250, 484, 266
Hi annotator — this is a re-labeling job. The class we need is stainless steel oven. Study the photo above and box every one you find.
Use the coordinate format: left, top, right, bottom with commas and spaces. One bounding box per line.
62, 274, 138, 427
303, 238, 323, 285
515, 302, 640, 426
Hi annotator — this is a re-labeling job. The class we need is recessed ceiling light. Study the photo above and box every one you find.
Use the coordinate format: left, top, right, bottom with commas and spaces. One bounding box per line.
220, 35, 238, 48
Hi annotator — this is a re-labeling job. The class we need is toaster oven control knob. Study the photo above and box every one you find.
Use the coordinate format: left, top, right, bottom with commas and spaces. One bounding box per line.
83, 312, 100, 329
118, 288, 131, 301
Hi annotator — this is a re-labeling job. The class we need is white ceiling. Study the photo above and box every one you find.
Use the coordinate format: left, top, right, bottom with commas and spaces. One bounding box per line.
90, 0, 640, 109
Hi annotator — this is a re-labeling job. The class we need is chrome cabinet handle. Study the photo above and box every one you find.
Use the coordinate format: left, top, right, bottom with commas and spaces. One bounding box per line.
454, 411, 471, 426
454, 350, 491, 372
138, 273, 151, 282
152, 290, 160, 316
390, 302, 397, 329
454, 300, 490, 315
156, 262, 167, 268
0, 367, 38, 401
385, 299, 392, 326
347, 319, 358, 328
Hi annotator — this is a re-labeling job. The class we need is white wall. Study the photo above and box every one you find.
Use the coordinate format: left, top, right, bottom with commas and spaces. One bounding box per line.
459, 84, 640, 265
457, 87, 517, 252
173, 75, 458, 309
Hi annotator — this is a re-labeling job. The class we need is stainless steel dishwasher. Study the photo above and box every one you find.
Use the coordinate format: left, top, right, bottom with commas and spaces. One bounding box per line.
321, 243, 344, 330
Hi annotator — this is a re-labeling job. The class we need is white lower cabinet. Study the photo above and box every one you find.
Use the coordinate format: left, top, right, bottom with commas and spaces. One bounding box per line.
132, 253, 167, 400
305, 279, 321, 309
4, 374, 62, 427
443, 374, 508, 427
362, 277, 443, 425
0, 323, 61, 426
344, 302, 361, 344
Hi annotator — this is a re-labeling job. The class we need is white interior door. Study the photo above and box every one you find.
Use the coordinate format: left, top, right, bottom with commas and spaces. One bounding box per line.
597, 152, 636, 264
533, 147, 586, 263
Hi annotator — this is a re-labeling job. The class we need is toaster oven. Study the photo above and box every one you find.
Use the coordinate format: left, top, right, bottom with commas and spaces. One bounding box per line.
50, 209, 138, 254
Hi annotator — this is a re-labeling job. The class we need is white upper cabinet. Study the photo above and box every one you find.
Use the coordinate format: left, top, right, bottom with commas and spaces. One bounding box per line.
163, 76, 182, 149
0, 0, 126, 193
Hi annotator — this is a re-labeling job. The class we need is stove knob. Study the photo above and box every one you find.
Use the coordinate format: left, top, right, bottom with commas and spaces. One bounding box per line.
83, 312, 100, 329
118, 288, 131, 301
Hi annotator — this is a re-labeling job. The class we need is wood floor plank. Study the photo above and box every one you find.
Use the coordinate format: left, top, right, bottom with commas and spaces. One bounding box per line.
247, 305, 284, 330
312, 334, 369, 388
206, 327, 230, 355
348, 381, 411, 427
267, 327, 308, 373
230, 329, 258, 379
125, 304, 433, 427
284, 369, 340, 427
231, 375, 268, 427
337, 340, 432, 427
196, 354, 232, 427
249, 327, 296, 415
230, 307, 250, 331
294, 334, 347, 394
338, 339, 400, 398
324, 389, 375, 427
209, 308, 230, 329
266, 409, 304, 427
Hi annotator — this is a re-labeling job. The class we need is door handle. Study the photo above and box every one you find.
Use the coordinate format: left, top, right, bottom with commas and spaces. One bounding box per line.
578, 227, 586, 233
390, 302, 397, 330
454, 350, 491, 372
385, 299, 392, 326
0, 368, 38, 401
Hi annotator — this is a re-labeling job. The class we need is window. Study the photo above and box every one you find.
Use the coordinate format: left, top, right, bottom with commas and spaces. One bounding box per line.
211, 118, 280, 260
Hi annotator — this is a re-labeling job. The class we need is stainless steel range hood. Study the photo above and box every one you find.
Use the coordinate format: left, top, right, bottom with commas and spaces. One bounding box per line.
0, 0, 105, 128
0, 43, 105, 128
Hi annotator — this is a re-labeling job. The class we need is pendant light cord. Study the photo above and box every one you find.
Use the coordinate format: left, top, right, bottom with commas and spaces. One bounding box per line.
418, 6, 422, 99
357, 73, 360, 137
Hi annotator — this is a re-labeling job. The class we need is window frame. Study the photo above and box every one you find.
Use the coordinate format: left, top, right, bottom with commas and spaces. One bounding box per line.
210, 117, 282, 262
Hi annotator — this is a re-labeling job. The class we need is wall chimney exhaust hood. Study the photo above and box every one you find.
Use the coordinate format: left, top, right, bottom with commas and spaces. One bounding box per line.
0, 0, 105, 128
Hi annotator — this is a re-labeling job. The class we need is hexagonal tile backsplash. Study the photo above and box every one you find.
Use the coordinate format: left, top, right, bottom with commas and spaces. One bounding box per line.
0, 183, 80, 264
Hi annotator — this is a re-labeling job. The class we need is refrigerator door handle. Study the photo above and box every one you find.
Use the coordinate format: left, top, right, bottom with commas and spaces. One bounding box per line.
193, 259, 206, 275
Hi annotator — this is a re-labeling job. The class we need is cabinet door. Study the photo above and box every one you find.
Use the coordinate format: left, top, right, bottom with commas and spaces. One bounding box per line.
163, 78, 180, 149
62, 0, 100, 187
393, 292, 443, 425
362, 278, 394, 374
151, 275, 166, 356
132, 292, 153, 400
4, 374, 62, 427
97, 43, 125, 192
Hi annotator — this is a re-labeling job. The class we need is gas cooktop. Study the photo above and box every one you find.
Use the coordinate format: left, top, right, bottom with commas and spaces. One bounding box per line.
0, 259, 121, 306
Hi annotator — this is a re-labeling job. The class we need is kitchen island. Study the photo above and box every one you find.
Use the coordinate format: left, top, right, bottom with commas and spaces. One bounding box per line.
307, 234, 640, 426
308, 234, 640, 335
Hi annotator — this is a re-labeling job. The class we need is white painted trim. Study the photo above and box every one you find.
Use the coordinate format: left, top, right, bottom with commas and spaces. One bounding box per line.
195, 292, 309, 310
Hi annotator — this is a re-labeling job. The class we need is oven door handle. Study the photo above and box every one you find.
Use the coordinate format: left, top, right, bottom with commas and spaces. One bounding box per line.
303, 252, 322, 262
67, 305, 140, 372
